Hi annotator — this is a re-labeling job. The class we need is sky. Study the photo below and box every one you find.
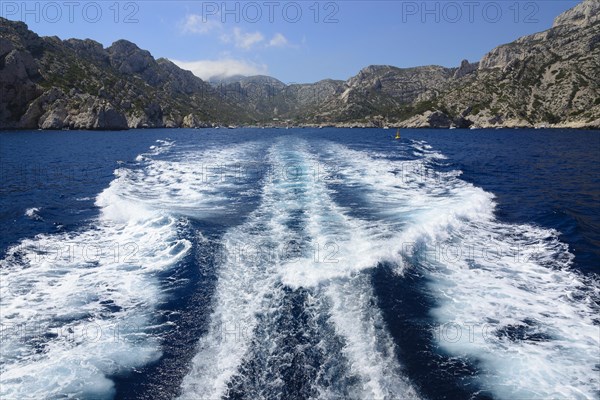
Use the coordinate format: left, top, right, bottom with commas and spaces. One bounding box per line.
1, 0, 580, 83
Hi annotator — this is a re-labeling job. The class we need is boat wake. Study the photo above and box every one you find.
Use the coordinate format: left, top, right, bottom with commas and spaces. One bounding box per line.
179, 138, 419, 399
1, 136, 598, 399
318, 140, 600, 399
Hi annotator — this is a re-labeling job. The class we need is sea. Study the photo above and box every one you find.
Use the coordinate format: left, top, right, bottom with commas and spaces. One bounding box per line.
1, 128, 599, 400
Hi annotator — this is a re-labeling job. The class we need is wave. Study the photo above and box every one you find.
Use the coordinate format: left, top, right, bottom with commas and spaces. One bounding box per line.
3, 135, 597, 399
0, 138, 261, 399
320, 140, 600, 399
179, 138, 419, 399
24, 207, 43, 221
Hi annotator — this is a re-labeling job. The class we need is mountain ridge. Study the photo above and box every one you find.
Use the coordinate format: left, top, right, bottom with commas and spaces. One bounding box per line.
1, 0, 598, 130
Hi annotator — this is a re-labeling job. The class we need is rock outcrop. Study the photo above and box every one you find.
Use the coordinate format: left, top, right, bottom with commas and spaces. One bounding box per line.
439, 0, 600, 129
553, 0, 600, 28
453, 60, 479, 79
0, 17, 250, 130
18, 88, 129, 129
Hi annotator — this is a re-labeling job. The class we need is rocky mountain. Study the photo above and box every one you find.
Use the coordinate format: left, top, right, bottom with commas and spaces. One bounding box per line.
299, 0, 599, 129
305, 64, 458, 125
428, 0, 600, 128
0, 18, 251, 129
207, 0, 599, 129
210, 75, 289, 118
209, 75, 346, 121
1, 0, 598, 130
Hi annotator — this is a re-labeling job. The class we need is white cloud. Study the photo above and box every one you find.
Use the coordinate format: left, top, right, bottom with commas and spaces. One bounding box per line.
179, 14, 292, 54
180, 15, 289, 52
268, 33, 289, 47
221, 27, 264, 50
171, 58, 268, 81
180, 13, 221, 34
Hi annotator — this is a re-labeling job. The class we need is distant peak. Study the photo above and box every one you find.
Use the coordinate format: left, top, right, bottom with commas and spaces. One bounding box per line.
360, 65, 395, 73
454, 59, 478, 78
553, 0, 600, 28
108, 39, 141, 52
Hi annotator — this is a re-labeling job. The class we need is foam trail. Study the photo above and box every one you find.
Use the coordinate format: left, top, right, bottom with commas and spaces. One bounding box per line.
179, 139, 420, 400
273, 141, 418, 398
323, 276, 418, 399
296, 145, 418, 399
104, 140, 266, 221
0, 139, 262, 399
321, 140, 600, 399
0, 140, 188, 399
178, 142, 303, 399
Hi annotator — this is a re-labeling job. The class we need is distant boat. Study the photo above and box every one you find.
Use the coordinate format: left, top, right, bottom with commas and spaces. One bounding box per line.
395, 129, 401, 140
383, 126, 390, 130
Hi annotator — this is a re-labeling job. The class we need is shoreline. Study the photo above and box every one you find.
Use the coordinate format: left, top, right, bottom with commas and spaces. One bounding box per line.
2, 125, 599, 132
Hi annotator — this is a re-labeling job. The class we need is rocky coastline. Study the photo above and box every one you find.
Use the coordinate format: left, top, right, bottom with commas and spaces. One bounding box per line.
1, 0, 598, 131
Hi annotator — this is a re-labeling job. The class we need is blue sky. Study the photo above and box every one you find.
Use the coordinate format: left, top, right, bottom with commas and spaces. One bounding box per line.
2, 1, 580, 83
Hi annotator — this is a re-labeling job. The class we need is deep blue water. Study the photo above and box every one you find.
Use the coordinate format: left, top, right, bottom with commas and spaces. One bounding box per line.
1, 128, 599, 400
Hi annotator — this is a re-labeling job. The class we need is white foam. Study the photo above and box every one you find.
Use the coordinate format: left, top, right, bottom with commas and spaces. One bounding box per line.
287, 143, 419, 398
1, 139, 193, 399
178, 143, 296, 399
425, 220, 599, 399
321, 139, 600, 399
277, 146, 407, 289
110, 141, 265, 221
2, 137, 277, 398
179, 139, 420, 399
24, 207, 42, 221
323, 277, 420, 399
